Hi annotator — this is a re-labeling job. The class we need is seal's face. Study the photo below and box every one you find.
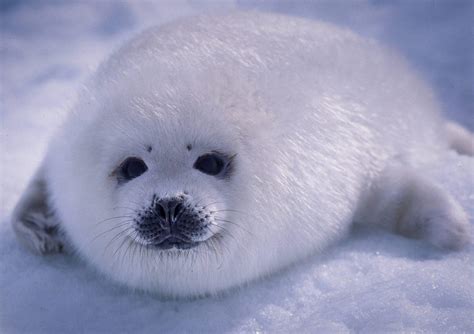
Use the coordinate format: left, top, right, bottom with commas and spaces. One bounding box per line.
111, 149, 236, 251
68, 93, 252, 295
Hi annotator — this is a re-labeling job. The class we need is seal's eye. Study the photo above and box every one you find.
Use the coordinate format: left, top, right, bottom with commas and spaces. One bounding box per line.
194, 153, 224, 176
119, 157, 148, 181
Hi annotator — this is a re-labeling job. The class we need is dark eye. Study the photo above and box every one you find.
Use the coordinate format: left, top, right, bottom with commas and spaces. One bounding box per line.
193, 153, 225, 176
118, 157, 148, 181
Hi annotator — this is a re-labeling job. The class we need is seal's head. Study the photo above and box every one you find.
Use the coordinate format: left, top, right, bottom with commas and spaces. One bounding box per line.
50, 78, 262, 296
46, 14, 351, 297
107, 91, 240, 245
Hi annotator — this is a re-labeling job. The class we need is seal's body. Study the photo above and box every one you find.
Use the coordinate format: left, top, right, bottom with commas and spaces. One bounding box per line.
12, 12, 471, 297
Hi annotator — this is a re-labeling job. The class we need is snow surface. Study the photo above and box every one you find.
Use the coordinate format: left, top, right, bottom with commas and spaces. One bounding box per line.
1, 1, 473, 333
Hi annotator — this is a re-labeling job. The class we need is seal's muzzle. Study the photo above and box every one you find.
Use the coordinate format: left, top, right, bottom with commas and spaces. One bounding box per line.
135, 196, 210, 250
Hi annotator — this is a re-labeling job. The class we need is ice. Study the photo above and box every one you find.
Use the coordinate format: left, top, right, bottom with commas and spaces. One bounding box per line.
1, 1, 472, 332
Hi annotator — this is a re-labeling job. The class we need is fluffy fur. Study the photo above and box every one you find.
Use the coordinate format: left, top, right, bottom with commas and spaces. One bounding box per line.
12, 12, 471, 297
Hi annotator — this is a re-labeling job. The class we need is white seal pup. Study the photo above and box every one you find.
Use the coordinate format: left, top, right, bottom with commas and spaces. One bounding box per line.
12, 12, 473, 297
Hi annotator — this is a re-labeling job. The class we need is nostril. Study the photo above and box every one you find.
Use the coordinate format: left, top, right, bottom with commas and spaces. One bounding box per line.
157, 203, 167, 220
174, 203, 184, 217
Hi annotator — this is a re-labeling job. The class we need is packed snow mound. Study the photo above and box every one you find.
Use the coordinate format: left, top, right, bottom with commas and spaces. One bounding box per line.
1, 1, 472, 332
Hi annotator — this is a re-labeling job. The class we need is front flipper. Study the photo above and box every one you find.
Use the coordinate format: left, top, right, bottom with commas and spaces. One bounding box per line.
356, 163, 470, 250
12, 165, 64, 254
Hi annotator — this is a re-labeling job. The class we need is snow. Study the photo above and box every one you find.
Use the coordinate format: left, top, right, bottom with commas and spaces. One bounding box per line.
1, 1, 473, 332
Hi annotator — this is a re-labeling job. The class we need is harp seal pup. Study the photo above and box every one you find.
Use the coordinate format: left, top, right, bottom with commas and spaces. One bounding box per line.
12, 12, 473, 297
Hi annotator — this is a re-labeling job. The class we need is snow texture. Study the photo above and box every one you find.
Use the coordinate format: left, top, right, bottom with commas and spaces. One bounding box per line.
1, 1, 473, 333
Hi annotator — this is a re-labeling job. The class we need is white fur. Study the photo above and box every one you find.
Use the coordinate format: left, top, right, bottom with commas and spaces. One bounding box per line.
12, 12, 470, 297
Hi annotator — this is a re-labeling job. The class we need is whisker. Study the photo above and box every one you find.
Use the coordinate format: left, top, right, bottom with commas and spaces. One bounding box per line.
128, 200, 147, 208
205, 228, 233, 269
206, 237, 220, 267
112, 231, 134, 266
213, 218, 254, 236
95, 215, 134, 226
113, 205, 137, 209
201, 201, 225, 209
212, 235, 230, 269
89, 221, 134, 245
104, 227, 134, 256
208, 223, 239, 243
212, 209, 250, 217
217, 240, 232, 269
121, 230, 139, 268
194, 196, 221, 208
113, 206, 138, 212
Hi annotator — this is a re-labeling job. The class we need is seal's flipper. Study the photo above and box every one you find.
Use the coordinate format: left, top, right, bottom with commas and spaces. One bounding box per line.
446, 122, 474, 156
12, 165, 64, 254
356, 163, 470, 250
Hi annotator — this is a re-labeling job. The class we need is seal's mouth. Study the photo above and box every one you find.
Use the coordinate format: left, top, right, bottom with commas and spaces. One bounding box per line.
126, 230, 223, 254
150, 235, 199, 250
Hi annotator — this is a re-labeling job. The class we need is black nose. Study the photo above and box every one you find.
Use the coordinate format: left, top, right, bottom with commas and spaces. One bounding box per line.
154, 197, 185, 223
136, 196, 204, 250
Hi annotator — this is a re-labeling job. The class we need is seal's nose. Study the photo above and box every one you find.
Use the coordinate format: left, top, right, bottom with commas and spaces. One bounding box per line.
136, 195, 204, 250
154, 197, 185, 224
